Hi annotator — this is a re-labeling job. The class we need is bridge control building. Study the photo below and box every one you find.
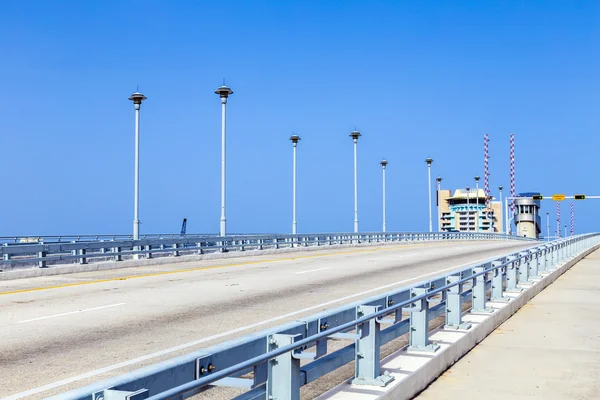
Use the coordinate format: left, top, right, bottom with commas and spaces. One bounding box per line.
438, 188, 503, 233
513, 192, 542, 239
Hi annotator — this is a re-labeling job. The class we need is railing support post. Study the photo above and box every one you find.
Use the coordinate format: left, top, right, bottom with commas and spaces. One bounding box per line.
407, 287, 439, 352
113, 246, 122, 261
491, 261, 509, 302
172, 243, 180, 257
518, 252, 529, 286
37, 251, 47, 268
267, 334, 301, 400
444, 274, 471, 330
472, 266, 494, 313
529, 251, 540, 280
146, 245, 153, 259
351, 305, 394, 386
78, 249, 87, 264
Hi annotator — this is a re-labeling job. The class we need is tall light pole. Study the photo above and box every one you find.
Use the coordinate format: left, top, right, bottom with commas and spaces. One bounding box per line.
564, 224, 567, 238
436, 177, 442, 232
380, 159, 388, 232
465, 186, 471, 231
290, 134, 301, 234
474, 176, 480, 207
350, 131, 361, 233
425, 158, 433, 232
498, 186, 506, 233
546, 211, 550, 241
129, 91, 147, 244
215, 85, 233, 237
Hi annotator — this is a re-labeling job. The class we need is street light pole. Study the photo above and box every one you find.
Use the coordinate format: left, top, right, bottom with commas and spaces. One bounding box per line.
290, 134, 301, 234
436, 177, 442, 232
350, 131, 361, 233
498, 186, 503, 233
215, 85, 234, 237
128, 91, 147, 245
380, 159, 388, 232
466, 186, 471, 232
474, 176, 480, 207
546, 212, 550, 241
425, 158, 433, 232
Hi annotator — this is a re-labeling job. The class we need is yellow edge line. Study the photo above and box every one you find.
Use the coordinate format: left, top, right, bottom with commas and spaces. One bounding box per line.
0, 241, 465, 296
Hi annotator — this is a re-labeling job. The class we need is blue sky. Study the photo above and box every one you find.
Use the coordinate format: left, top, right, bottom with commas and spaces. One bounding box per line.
1, 1, 598, 235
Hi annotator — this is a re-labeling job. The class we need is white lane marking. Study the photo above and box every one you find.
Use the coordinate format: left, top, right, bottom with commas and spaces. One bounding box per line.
6, 248, 530, 400
294, 267, 331, 275
18, 303, 126, 324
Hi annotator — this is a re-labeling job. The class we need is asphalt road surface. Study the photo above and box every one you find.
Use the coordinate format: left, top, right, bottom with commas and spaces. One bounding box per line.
0, 240, 535, 399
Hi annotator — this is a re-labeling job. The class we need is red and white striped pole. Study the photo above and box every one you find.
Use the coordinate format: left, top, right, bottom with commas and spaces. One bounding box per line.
509, 134, 516, 234
556, 201, 561, 238
570, 201, 575, 236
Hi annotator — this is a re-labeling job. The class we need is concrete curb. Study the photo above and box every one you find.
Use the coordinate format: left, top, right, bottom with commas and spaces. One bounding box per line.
0, 239, 461, 281
318, 244, 600, 400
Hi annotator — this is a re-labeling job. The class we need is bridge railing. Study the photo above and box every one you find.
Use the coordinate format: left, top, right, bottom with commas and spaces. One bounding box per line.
0, 231, 532, 270
48, 233, 593, 400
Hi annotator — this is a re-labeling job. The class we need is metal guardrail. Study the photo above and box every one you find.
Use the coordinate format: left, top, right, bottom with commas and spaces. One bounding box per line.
0, 231, 531, 270
47, 232, 588, 400
0, 233, 221, 245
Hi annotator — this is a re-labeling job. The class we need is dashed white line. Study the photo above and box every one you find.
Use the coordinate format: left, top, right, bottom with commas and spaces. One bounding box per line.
294, 267, 332, 275
18, 303, 126, 324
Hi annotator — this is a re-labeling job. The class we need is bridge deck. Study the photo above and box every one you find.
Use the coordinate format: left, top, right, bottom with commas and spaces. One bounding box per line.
0, 240, 533, 399
417, 248, 600, 400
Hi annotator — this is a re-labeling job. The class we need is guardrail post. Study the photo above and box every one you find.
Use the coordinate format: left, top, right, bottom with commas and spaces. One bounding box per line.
3, 244, 11, 263
538, 247, 548, 273
146, 245, 153, 259
548, 245, 556, 269
37, 250, 47, 268
172, 243, 180, 257
113, 246, 122, 261
407, 287, 439, 352
71, 241, 77, 260
529, 251, 540, 280
351, 305, 394, 386
78, 249, 87, 264
491, 261, 509, 302
196, 242, 203, 254
472, 266, 494, 313
518, 252, 529, 285
444, 274, 471, 330
274, 238, 279, 249
267, 333, 301, 400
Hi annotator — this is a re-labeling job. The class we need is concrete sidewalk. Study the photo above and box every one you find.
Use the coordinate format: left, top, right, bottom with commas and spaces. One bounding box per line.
416, 248, 600, 400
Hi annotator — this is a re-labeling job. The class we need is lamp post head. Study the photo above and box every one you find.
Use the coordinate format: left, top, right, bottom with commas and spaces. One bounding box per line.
349, 130, 361, 141
466, 186, 470, 192
436, 176, 442, 183
475, 176, 480, 182
499, 185, 503, 191
289, 134, 301, 145
425, 158, 433, 166
128, 92, 147, 108
380, 159, 388, 168
215, 85, 233, 103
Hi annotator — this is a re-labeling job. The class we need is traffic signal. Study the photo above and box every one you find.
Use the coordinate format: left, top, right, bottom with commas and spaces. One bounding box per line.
574, 194, 586, 200
532, 195, 543, 200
